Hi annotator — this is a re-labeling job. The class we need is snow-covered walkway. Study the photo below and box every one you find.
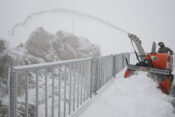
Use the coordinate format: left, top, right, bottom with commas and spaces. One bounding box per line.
79, 71, 175, 117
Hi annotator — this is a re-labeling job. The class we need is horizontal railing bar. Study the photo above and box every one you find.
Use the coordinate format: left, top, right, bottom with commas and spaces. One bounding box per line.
12, 57, 92, 72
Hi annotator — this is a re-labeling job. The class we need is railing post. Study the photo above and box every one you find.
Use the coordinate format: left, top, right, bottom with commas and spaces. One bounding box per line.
52, 67, 55, 117
36, 71, 39, 117
122, 54, 125, 69
58, 67, 61, 117
123, 53, 130, 67
112, 54, 116, 77
128, 53, 131, 65
9, 68, 17, 117
45, 69, 48, 117
90, 56, 99, 95
25, 72, 28, 117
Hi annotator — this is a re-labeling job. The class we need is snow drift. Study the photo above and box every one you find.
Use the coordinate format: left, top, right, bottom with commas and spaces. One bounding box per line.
79, 72, 175, 117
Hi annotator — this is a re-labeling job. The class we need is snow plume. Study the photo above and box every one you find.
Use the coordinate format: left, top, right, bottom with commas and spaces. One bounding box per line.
9, 8, 128, 37
7, 8, 132, 54
79, 71, 175, 117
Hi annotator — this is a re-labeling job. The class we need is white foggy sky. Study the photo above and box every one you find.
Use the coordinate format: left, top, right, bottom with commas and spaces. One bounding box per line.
0, 0, 175, 54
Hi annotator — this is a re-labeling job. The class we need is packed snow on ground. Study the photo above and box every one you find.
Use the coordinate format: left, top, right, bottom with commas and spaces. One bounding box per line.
79, 71, 175, 117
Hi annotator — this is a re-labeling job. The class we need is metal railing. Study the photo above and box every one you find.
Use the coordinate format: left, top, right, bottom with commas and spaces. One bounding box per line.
9, 53, 129, 117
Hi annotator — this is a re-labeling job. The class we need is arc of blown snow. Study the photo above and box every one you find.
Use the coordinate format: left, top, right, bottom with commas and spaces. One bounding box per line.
9, 8, 129, 37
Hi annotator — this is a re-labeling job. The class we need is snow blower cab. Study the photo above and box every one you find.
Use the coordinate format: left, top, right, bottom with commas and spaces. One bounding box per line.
124, 34, 174, 94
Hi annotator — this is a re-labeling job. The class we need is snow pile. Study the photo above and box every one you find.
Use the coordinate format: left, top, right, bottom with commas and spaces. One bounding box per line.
79, 72, 175, 117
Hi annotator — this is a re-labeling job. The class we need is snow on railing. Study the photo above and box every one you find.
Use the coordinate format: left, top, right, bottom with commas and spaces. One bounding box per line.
9, 53, 129, 117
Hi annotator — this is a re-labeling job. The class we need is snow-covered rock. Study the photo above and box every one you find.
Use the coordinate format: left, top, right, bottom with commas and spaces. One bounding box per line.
0, 27, 101, 100
26, 27, 101, 61
25, 27, 54, 60
0, 27, 100, 80
0, 39, 8, 53
0, 27, 101, 117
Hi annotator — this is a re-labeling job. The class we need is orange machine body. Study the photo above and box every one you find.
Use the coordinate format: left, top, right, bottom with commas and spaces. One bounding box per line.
145, 53, 173, 72
124, 53, 173, 94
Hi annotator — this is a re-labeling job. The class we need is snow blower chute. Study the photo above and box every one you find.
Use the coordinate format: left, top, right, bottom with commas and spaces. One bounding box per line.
125, 34, 174, 94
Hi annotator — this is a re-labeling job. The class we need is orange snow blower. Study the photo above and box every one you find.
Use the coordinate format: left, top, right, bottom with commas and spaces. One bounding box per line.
124, 34, 174, 94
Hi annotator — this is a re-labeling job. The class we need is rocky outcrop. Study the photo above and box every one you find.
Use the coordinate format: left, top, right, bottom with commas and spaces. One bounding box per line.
0, 27, 101, 81
0, 27, 101, 116
0, 27, 101, 97
25, 27, 54, 59
0, 39, 8, 53
26, 27, 101, 61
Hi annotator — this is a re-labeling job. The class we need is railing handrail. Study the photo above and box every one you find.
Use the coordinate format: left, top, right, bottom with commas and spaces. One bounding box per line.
12, 57, 92, 72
